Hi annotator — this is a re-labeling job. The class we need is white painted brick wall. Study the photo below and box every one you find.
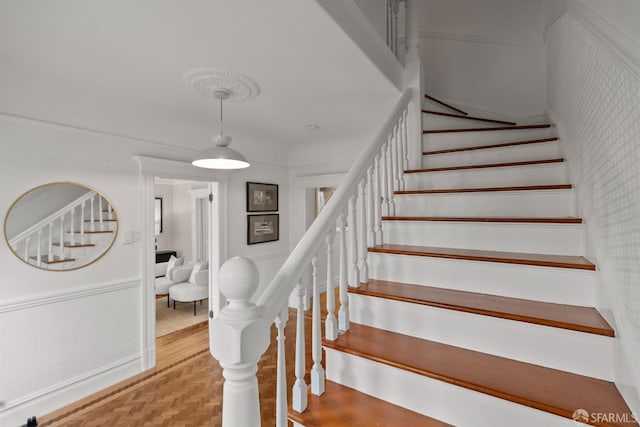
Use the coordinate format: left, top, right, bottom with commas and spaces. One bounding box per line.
546, 12, 640, 394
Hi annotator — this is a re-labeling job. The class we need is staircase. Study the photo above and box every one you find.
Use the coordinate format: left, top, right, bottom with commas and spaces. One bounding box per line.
287, 95, 638, 426
9, 191, 117, 270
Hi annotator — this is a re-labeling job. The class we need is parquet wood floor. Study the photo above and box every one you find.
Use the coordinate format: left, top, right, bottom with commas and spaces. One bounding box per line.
38, 309, 313, 426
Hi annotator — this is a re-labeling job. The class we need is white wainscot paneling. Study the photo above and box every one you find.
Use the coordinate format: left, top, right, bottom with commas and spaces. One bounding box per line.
0, 278, 143, 426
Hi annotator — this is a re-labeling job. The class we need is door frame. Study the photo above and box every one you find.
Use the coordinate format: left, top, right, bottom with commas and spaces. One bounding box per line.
136, 156, 228, 370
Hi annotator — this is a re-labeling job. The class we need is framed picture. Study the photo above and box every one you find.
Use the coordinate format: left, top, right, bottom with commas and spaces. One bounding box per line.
247, 214, 279, 245
246, 182, 278, 212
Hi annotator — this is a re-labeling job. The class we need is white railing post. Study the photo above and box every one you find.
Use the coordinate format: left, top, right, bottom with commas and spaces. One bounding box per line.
358, 179, 368, 283
70, 209, 75, 246
292, 284, 308, 412
403, 109, 410, 170
348, 194, 359, 287
386, 138, 396, 216
59, 214, 65, 258
310, 256, 325, 396
396, 117, 406, 190
380, 141, 390, 216
210, 257, 270, 427
405, 0, 419, 61
275, 307, 289, 427
366, 166, 375, 247
374, 153, 384, 245
325, 230, 338, 341
48, 223, 53, 261
337, 213, 349, 332
80, 202, 86, 244
36, 229, 42, 268
90, 196, 95, 232
24, 237, 30, 263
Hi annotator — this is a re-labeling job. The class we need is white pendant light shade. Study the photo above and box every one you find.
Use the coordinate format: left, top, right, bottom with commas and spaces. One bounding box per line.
192, 145, 249, 169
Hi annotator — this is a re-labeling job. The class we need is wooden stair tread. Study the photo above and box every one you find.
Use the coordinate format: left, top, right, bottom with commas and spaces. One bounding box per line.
71, 230, 114, 234
395, 184, 572, 195
424, 94, 468, 116
422, 109, 516, 126
406, 158, 564, 173
53, 242, 96, 248
381, 216, 583, 224
324, 324, 635, 426
423, 137, 559, 156
368, 244, 596, 270
351, 279, 613, 336
30, 255, 76, 264
84, 219, 117, 222
288, 381, 451, 427
424, 124, 551, 134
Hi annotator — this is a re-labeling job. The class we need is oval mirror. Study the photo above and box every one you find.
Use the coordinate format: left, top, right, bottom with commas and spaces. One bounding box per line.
4, 182, 118, 271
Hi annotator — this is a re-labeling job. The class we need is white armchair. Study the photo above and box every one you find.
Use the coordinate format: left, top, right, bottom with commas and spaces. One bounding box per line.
154, 255, 185, 307
169, 261, 209, 316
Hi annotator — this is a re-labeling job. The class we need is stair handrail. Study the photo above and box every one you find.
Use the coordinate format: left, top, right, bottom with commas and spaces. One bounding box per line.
256, 88, 412, 321
9, 190, 96, 247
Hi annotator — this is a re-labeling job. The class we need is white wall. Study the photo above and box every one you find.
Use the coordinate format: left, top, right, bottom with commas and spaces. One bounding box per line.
0, 116, 291, 425
545, 3, 640, 413
353, 0, 387, 43
419, 0, 547, 117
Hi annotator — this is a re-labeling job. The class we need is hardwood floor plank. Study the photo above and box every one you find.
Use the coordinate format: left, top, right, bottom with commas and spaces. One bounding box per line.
351, 280, 614, 336
324, 324, 635, 427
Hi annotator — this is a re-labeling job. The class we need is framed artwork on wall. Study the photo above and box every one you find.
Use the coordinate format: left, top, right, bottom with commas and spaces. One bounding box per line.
246, 182, 278, 212
247, 214, 279, 245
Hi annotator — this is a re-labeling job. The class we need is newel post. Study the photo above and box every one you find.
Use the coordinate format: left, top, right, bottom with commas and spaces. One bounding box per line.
210, 257, 271, 427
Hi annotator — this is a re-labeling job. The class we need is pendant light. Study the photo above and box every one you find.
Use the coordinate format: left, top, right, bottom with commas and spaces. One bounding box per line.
192, 89, 250, 170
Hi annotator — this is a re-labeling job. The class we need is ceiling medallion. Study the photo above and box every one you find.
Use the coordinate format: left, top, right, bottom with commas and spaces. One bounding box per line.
183, 68, 260, 102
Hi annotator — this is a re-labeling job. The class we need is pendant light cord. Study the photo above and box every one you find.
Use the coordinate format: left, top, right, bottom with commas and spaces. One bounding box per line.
219, 96, 224, 135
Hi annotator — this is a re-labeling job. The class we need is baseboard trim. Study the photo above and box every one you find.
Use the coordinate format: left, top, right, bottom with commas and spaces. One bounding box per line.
0, 353, 143, 426
0, 277, 142, 313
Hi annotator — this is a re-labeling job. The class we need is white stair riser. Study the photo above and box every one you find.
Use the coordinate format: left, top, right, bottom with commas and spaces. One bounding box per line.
325, 349, 577, 427
423, 128, 554, 152
422, 114, 510, 130
421, 141, 561, 168
368, 252, 597, 305
349, 294, 614, 380
394, 190, 575, 217
382, 221, 583, 256
406, 163, 567, 190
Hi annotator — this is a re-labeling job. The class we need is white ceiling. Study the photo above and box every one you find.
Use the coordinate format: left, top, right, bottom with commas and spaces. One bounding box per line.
0, 0, 400, 161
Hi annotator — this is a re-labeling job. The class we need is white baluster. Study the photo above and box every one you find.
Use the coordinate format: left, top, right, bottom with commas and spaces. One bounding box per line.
36, 229, 42, 268
108, 202, 113, 220
70, 209, 75, 246
325, 230, 338, 341
386, 1, 391, 48
337, 213, 349, 332
48, 223, 53, 261
358, 179, 368, 283
275, 309, 288, 427
98, 195, 104, 229
396, 117, 405, 191
403, 109, 410, 171
392, 0, 399, 55
374, 153, 384, 245
348, 194, 359, 287
90, 196, 95, 232
366, 166, 375, 247
405, 0, 419, 60
292, 285, 308, 412
80, 202, 86, 245
59, 214, 65, 259
311, 256, 325, 396
386, 135, 396, 216
391, 124, 399, 191
380, 141, 390, 216
24, 237, 30, 263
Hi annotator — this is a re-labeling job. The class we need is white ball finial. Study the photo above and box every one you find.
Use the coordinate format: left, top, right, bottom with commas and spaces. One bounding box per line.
219, 257, 259, 307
